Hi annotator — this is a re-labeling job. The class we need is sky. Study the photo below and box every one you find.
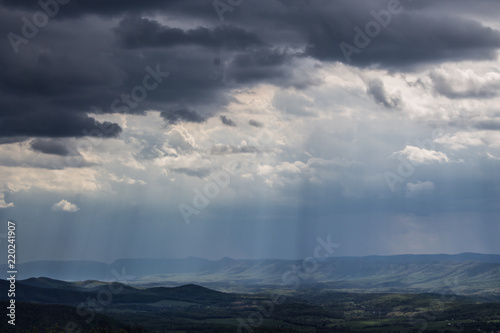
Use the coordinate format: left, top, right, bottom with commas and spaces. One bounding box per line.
1, 0, 500, 264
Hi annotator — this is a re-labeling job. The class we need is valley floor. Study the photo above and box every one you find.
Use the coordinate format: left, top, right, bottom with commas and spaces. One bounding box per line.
3, 286, 500, 332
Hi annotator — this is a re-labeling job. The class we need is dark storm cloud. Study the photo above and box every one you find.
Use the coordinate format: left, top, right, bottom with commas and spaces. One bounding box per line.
30, 139, 71, 156
225, 48, 295, 85
114, 17, 263, 50
160, 108, 205, 124
366, 79, 401, 109
0, 137, 28, 145
1, 0, 499, 140
304, 10, 500, 69
220, 115, 236, 127
0, 10, 220, 139
0, 0, 210, 20
0, 111, 122, 138
0, 10, 124, 139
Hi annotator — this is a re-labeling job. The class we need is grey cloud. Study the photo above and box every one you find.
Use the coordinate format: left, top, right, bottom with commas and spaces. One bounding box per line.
0, 137, 28, 145
30, 139, 72, 156
1, 0, 500, 142
4, 0, 500, 72
225, 48, 296, 85
0, 0, 207, 20
0, 110, 122, 138
430, 70, 500, 99
249, 119, 264, 127
211, 144, 259, 155
114, 17, 263, 50
220, 115, 236, 127
366, 79, 401, 109
473, 120, 500, 131
161, 108, 205, 124
300, 2, 500, 69
0, 11, 228, 139
172, 167, 211, 178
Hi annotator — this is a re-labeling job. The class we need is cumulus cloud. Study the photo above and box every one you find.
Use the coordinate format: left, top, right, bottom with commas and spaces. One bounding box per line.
0, 193, 14, 208
108, 173, 146, 185
52, 200, 80, 213
393, 146, 449, 164
435, 132, 492, 150
430, 67, 500, 99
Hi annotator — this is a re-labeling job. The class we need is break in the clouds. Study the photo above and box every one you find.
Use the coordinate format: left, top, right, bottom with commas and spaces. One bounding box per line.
0, 0, 499, 262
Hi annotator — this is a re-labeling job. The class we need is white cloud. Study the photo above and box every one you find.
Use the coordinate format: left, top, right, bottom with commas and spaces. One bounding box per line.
107, 173, 146, 185
435, 131, 500, 150
406, 181, 435, 194
430, 67, 500, 98
0, 165, 102, 193
0, 193, 14, 209
487, 152, 500, 160
393, 145, 449, 165
52, 200, 80, 213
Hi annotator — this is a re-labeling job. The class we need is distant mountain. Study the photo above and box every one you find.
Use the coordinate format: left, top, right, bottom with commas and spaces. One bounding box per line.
2, 253, 500, 295
0, 278, 233, 306
333, 253, 500, 263
0, 260, 110, 281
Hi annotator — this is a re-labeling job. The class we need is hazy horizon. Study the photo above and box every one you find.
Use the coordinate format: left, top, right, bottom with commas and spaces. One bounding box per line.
1, 0, 500, 265
5, 251, 500, 267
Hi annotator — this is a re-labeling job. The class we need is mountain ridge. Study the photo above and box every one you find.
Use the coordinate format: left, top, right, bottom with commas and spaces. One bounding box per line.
2, 253, 499, 295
